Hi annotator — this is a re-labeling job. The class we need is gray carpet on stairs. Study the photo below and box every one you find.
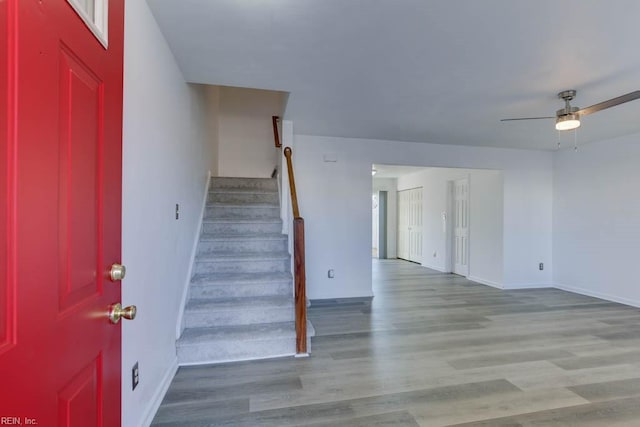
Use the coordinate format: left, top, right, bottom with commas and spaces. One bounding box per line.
177, 177, 313, 365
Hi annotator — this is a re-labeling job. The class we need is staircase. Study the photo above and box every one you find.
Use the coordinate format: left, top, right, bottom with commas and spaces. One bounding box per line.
177, 177, 313, 365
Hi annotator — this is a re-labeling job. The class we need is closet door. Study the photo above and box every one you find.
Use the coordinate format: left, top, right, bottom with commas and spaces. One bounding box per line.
398, 188, 422, 263
453, 178, 469, 276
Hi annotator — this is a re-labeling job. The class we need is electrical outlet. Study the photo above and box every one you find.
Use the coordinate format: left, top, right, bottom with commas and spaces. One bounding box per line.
132, 362, 139, 390
175, 204, 180, 220
539, 263, 544, 271
433, 251, 437, 258
328, 269, 335, 278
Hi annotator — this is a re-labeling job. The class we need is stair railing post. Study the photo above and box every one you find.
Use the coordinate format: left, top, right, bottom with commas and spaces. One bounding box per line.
283, 147, 307, 355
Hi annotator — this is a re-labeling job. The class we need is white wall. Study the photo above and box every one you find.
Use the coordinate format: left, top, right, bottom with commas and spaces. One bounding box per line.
502, 168, 553, 288
372, 178, 398, 258
122, 2, 213, 426
205, 85, 220, 175
294, 134, 552, 300
470, 170, 504, 286
396, 168, 504, 287
553, 132, 640, 307
217, 87, 286, 178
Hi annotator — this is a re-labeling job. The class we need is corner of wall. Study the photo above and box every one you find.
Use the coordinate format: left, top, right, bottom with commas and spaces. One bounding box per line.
175, 171, 211, 339
138, 358, 178, 427
205, 86, 220, 176
467, 275, 504, 289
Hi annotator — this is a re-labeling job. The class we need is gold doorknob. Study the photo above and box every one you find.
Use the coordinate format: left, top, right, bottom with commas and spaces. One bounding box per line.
108, 303, 137, 324
109, 263, 126, 281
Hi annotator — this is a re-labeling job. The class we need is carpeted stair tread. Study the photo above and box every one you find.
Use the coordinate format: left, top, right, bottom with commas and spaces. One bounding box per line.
199, 232, 286, 241
206, 201, 279, 207
209, 188, 277, 194
186, 295, 293, 311
178, 322, 296, 344
205, 207, 279, 220
196, 252, 289, 261
189, 272, 292, 298
191, 271, 291, 284
210, 177, 278, 191
203, 218, 281, 224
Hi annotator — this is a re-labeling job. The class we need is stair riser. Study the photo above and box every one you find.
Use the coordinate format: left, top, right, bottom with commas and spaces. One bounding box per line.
177, 337, 296, 365
197, 239, 287, 255
205, 206, 280, 220
207, 192, 278, 205
211, 178, 277, 191
202, 221, 282, 235
184, 307, 294, 328
190, 282, 291, 299
194, 258, 290, 274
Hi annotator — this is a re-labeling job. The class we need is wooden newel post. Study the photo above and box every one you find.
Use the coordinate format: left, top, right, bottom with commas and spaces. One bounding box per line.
294, 218, 307, 354
284, 146, 307, 355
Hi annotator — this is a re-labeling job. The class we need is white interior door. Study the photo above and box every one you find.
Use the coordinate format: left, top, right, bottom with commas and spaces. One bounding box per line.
398, 188, 422, 263
397, 190, 409, 260
372, 192, 379, 257
453, 178, 469, 276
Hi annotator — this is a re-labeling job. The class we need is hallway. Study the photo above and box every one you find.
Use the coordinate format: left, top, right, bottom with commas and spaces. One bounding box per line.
152, 260, 640, 426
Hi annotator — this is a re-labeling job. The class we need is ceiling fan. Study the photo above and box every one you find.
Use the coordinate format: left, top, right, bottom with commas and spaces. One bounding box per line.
501, 89, 640, 131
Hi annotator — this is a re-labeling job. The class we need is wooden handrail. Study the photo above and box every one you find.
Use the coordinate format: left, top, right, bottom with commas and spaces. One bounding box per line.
272, 116, 281, 148
283, 147, 307, 354
283, 147, 300, 219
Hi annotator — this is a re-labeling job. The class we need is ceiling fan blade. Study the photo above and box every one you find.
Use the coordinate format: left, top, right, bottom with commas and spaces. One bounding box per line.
577, 90, 640, 116
500, 116, 555, 121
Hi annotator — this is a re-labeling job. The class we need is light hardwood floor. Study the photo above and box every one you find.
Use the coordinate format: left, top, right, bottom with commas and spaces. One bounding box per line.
151, 259, 640, 426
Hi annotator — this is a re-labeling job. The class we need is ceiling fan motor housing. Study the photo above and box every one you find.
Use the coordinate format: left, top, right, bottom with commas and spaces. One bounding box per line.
556, 105, 579, 117
557, 90, 579, 117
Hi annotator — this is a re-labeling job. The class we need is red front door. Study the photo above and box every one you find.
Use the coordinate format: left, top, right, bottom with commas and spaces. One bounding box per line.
1, 0, 125, 425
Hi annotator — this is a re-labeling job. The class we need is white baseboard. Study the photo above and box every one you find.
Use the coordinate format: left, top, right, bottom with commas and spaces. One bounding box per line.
139, 358, 178, 427
503, 282, 554, 290
176, 171, 211, 339
555, 283, 640, 308
309, 296, 374, 306
467, 275, 503, 289
420, 263, 449, 273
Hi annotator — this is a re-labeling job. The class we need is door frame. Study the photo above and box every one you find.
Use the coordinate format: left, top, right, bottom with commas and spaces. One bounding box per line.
378, 191, 388, 259
447, 176, 470, 276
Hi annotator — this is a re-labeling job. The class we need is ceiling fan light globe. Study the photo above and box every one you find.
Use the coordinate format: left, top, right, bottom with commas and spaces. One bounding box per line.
555, 114, 581, 131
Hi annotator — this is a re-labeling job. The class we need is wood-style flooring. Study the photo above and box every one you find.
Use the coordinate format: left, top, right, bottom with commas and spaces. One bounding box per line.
151, 259, 640, 426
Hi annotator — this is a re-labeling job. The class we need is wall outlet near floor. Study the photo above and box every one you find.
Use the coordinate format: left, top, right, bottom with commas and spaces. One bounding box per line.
175, 203, 180, 220
433, 251, 437, 258
328, 269, 335, 278
539, 263, 544, 271
132, 362, 139, 390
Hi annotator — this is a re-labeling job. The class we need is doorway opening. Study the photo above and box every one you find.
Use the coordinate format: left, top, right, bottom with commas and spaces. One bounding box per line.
371, 164, 503, 285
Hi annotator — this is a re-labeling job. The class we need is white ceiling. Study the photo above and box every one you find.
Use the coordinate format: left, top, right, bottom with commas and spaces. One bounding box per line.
147, 0, 640, 151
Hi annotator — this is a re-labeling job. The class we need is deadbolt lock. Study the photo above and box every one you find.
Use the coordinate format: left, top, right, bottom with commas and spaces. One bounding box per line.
109, 263, 126, 281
